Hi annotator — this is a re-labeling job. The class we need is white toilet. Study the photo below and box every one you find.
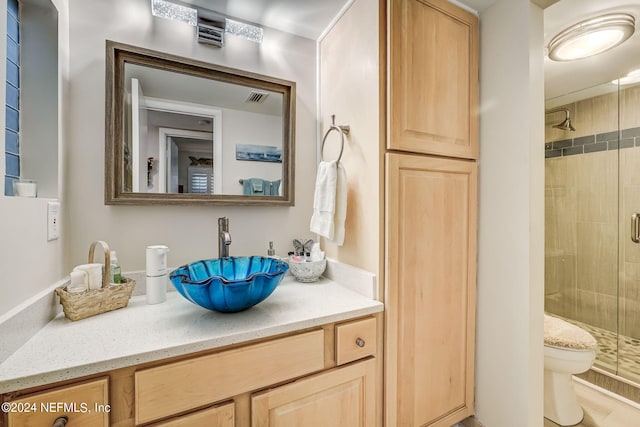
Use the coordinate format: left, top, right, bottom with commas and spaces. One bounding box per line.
544, 314, 597, 426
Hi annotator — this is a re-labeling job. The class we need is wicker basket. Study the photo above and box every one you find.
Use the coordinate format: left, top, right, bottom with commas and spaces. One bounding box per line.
56, 241, 136, 321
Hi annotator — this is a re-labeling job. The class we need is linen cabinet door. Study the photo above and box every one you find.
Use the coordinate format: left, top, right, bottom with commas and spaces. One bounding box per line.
389, 0, 478, 159
385, 153, 477, 427
251, 359, 376, 427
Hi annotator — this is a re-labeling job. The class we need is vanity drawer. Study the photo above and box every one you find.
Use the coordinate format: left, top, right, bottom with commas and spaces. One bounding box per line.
135, 330, 325, 424
6, 377, 109, 427
335, 317, 377, 365
149, 401, 234, 427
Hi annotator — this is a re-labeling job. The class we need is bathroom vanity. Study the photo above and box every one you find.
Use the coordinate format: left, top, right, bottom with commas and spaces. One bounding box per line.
0, 276, 382, 426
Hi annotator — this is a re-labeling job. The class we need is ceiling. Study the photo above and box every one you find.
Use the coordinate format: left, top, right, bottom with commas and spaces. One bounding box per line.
180, 0, 499, 40
544, 0, 640, 102
180, 0, 351, 40
179, 1, 638, 103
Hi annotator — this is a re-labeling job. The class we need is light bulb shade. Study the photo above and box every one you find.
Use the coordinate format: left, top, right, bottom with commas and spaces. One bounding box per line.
225, 18, 264, 43
548, 13, 635, 62
150, 0, 197, 26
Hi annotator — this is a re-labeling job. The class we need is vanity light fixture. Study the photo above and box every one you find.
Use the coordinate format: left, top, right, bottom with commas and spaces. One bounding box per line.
612, 68, 640, 85
150, 0, 264, 45
226, 18, 264, 44
547, 13, 636, 62
150, 0, 197, 26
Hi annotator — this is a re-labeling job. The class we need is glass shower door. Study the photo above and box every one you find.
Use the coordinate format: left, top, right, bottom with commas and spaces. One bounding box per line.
544, 80, 621, 374
617, 80, 640, 384
546, 75, 640, 387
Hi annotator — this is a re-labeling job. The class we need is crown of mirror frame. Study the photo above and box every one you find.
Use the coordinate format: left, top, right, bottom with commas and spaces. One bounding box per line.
150, 0, 263, 47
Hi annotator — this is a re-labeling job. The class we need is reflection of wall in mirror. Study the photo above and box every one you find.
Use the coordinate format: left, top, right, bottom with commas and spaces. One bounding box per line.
145, 124, 160, 191
142, 107, 281, 195
124, 84, 132, 192
223, 109, 283, 195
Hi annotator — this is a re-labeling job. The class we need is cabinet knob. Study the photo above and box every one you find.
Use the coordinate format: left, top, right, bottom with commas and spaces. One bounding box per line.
355, 337, 365, 347
52, 416, 68, 427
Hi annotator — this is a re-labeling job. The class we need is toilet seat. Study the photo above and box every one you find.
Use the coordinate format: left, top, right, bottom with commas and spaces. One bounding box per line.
544, 314, 597, 350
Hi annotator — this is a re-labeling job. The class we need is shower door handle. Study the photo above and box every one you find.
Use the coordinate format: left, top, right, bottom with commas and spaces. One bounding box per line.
632, 213, 640, 243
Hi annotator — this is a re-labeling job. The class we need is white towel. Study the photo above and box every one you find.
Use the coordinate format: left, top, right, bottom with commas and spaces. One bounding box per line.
310, 161, 347, 246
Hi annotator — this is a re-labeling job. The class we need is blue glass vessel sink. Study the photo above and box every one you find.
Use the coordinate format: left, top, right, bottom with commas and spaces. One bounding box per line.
169, 256, 289, 313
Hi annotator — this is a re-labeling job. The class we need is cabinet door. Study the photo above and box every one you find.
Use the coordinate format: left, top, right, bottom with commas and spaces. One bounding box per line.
389, 0, 478, 159
6, 377, 109, 427
251, 359, 375, 427
385, 153, 477, 427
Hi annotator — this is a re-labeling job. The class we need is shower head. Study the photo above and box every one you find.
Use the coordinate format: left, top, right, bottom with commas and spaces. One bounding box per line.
553, 117, 575, 132
546, 108, 576, 132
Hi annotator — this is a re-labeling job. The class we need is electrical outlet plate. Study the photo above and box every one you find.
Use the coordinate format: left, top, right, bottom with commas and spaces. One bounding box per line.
47, 201, 60, 241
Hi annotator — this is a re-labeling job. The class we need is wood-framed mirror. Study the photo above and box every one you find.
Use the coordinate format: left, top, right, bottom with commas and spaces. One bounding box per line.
105, 41, 295, 205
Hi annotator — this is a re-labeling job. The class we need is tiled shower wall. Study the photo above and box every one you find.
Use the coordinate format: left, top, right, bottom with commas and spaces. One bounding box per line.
545, 85, 640, 339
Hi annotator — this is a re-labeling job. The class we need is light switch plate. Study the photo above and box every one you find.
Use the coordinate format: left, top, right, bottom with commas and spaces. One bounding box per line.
47, 201, 60, 241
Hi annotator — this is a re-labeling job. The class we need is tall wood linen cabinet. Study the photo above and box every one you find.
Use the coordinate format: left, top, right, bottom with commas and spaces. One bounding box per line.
384, 0, 479, 426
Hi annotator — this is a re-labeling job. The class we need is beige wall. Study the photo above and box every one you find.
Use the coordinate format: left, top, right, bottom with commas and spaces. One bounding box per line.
0, 0, 69, 318
545, 85, 640, 338
318, 0, 381, 280
66, 0, 318, 271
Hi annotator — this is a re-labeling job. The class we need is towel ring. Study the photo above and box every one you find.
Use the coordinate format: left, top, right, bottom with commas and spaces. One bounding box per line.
321, 115, 350, 164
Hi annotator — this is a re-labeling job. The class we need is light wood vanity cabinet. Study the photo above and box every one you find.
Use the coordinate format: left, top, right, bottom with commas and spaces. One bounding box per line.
2, 316, 378, 427
4, 377, 109, 427
134, 318, 378, 426
388, 0, 479, 159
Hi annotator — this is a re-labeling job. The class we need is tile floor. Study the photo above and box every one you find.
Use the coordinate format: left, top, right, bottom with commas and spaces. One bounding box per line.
454, 379, 640, 427
556, 316, 640, 384
543, 379, 640, 427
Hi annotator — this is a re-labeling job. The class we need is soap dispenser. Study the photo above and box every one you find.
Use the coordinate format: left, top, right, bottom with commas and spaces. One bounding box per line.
146, 245, 169, 304
267, 241, 281, 259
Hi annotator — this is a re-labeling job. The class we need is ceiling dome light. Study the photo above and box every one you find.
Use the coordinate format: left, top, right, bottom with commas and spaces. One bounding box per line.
548, 13, 636, 62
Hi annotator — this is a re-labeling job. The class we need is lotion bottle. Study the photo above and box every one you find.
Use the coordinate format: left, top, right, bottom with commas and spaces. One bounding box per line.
146, 245, 169, 304
310, 243, 325, 262
109, 250, 122, 284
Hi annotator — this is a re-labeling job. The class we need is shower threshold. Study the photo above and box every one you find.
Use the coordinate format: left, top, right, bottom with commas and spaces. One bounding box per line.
553, 315, 640, 403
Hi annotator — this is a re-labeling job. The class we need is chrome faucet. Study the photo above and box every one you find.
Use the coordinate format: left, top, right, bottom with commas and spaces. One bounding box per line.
218, 217, 232, 258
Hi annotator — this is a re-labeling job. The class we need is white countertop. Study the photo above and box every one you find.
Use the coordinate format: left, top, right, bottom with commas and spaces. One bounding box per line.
0, 277, 383, 394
